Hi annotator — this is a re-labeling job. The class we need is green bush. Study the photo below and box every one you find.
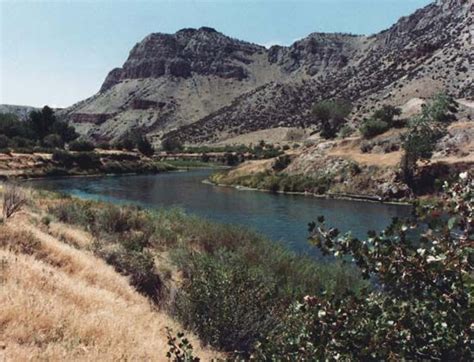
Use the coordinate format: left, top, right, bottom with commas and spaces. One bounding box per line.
43, 133, 64, 148
338, 125, 355, 138
272, 155, 291, 172
359, 118, 390, 138
69, 139, 95, 152
136, 136, 154, 156
49, 201, 95, 227
175, 250, 279, 353
94, 242, 162, 302
0, 135, 10, 149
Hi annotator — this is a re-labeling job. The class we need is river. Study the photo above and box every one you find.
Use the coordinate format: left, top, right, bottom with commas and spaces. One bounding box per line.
27, 169, 411, 255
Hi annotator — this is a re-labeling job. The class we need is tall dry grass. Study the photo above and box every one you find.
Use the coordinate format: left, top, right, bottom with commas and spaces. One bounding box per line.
0, 223, 219, 361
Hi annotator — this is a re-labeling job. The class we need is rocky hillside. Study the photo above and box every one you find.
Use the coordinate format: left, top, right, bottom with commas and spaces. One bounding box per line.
63, 0, 472, 144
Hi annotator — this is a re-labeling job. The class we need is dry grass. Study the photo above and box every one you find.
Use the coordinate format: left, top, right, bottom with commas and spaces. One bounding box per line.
0, 215, 220, 361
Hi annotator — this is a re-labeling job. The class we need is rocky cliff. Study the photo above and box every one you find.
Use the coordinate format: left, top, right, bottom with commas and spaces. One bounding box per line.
63, 0, 472, 144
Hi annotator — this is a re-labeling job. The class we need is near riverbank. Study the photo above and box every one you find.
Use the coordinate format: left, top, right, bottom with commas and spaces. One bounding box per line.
0, 184, 365, 359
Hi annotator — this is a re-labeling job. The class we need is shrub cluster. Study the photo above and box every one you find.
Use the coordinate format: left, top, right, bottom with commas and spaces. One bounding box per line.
359, 105, 401, 139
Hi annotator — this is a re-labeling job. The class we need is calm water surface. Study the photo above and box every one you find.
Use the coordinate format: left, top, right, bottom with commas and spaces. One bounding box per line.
28, 169, 411, 255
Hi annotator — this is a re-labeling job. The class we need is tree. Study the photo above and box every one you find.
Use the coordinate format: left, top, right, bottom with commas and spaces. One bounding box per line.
0, 135, 10, 149
136, 135, 154, 157
422, 93, 458, 123
372, 104, 401, 125
312, 100, 352, 139
161, 137, 183, 153
254, 173, 472, 360
272, 155, 291, 172
51, 120, 78, 143
43, 133, 64, 148
28, 106, 56, 140
399, 93, 454, 185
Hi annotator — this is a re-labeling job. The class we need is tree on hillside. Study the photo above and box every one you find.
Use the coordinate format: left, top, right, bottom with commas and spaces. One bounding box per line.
136, 135, 155, 156
255, 173, 472, 360
312, 100, 352, 139
400, 93, 456, 185
161, 137, 183, 153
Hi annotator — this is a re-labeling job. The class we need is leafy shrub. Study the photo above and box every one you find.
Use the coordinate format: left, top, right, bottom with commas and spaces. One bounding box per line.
338, 125, 354, 138
0, 135, 10, 149
254, 174, 472, 360
94, 241, 162, 302
49, 201, 95, 227
359, 105, 401, 139
175, 250, 279, 353
69, 139, 95, 152
161, 137, 183, 153
359, 118, 390, 138
273, 155, 291, 172
52, 150, 74, 167
224, 152, 239, 166
165, 328, 200, 362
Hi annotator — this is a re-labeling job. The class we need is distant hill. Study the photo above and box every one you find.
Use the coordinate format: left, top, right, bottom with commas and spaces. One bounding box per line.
0, 104, 39, 120
61, 0, 472, 144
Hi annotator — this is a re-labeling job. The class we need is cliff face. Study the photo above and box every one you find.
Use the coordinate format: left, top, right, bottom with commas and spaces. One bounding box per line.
63, 0, 472, 144
100, 27, 266, 92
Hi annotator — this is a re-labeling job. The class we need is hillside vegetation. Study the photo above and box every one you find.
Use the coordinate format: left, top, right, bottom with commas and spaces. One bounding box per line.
0, 189, 218, 360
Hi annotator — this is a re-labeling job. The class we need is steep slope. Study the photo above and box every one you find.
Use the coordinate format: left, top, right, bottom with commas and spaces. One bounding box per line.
0, 204, 218, 360
169, 0, 472, 144
64, 0, 472, 144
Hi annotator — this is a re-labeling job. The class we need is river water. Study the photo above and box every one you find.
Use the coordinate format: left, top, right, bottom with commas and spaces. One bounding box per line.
27, 169, 411, 255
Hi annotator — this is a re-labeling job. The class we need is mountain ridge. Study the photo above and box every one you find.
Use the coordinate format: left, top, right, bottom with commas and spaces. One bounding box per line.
62, 0, 472, 144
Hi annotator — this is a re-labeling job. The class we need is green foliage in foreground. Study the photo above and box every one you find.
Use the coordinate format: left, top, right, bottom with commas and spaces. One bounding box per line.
254, 173, 472, 360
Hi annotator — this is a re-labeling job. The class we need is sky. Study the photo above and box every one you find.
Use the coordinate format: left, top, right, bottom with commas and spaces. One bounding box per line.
0, 0, 433, 108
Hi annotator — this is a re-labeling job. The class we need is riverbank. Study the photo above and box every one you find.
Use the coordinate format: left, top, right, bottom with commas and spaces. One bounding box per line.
0, 150, 176, 180
0, 184, 365, 359
203, 179, 412, 205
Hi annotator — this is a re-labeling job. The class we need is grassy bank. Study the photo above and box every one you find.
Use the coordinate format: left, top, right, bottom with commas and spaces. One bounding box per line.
3, 187, 366, 358
162, 159, 220, 169
210, 169, 334, 195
